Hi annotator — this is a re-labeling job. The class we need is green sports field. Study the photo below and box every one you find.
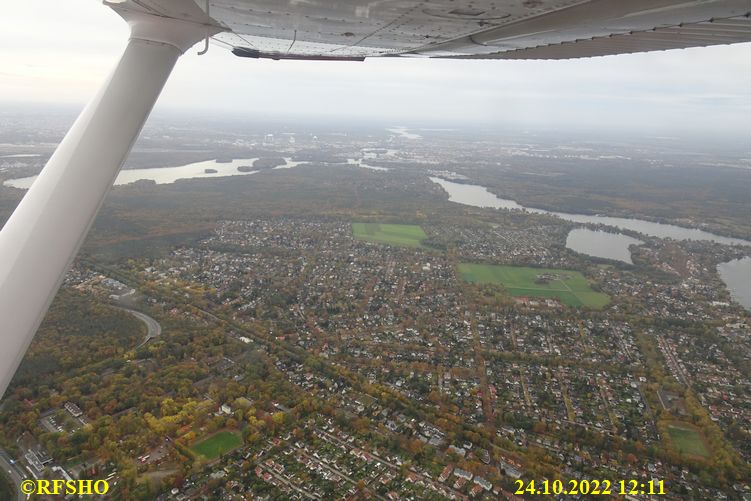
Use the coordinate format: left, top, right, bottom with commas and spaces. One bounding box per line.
191, 431, 242, 459
352, 223, 427, 247
667, 425, 710, 458
458, 263, 610, 308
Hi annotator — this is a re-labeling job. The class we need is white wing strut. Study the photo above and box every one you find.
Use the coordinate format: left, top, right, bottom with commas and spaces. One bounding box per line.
0, 11, 219, 397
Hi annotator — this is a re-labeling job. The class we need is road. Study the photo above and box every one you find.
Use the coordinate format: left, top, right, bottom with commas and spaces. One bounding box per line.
316, 430, 465, 499
0, 448, 27, 501
118, 308, 161, 349
92, 264, 523, 493
259, 464, 320, 500
295, 449, 388, 501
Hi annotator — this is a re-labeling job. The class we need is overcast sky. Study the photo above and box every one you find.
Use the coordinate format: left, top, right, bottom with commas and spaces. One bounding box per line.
3, 0, 751, 136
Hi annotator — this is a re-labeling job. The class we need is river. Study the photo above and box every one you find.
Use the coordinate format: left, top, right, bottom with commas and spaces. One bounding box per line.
430, 176, 751, 309
566, 229, 643, 265
429, 177, 750, 246
3, 165, 748, 308
717, 257, 751, 310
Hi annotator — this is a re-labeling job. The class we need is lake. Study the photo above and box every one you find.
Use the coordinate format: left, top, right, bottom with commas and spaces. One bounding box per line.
430, 176, 751, 309
4, 164, 748, 308
429, 177, 750, 246
387, 127, 421, 140
346, 158, 390, 171
717, 257, 751, 310
3, 158, 273, 188
566, 229, 643, 264
3, 156, 396, 190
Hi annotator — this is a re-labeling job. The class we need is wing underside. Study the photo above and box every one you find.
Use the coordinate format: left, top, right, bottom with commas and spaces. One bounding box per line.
108, 0, 751, 60
466, 17, 751, 59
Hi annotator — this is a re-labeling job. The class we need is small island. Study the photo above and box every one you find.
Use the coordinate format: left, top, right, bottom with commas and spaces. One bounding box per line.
204, 168, 218, 174
253, 157, 286, 170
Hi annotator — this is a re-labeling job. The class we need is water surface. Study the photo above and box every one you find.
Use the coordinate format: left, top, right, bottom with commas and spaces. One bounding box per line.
430, 177, 523, 210
347, 158, 390, 171
430, 177, 750, 246
566, 228, 643, 264
431, 176, 751, 309
387, 127, 421, 140
1, 158, 322, 188
717, 257, 751, 310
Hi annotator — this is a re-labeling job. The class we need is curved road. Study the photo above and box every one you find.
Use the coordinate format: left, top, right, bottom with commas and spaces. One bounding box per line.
0, 308, 160, 501
118, 308, 161, 349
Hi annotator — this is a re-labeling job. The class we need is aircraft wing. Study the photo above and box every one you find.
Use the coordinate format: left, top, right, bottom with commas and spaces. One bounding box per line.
109, 0, 751, 60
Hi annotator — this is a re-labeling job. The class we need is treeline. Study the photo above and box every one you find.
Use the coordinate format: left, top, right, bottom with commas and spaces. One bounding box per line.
8, 289, 145, 391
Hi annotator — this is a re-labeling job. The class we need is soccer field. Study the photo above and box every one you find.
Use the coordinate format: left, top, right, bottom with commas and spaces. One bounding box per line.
458, 263, 610, 308
667, 425, 710, 458
352, 223, 427, 247
191, 431, 243, 459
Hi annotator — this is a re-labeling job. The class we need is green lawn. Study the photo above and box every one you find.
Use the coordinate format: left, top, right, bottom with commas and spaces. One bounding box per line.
352, 223, 427, 247
458, 263, 610, 308
191, 431, 242, 459
667, 425, 710, 458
